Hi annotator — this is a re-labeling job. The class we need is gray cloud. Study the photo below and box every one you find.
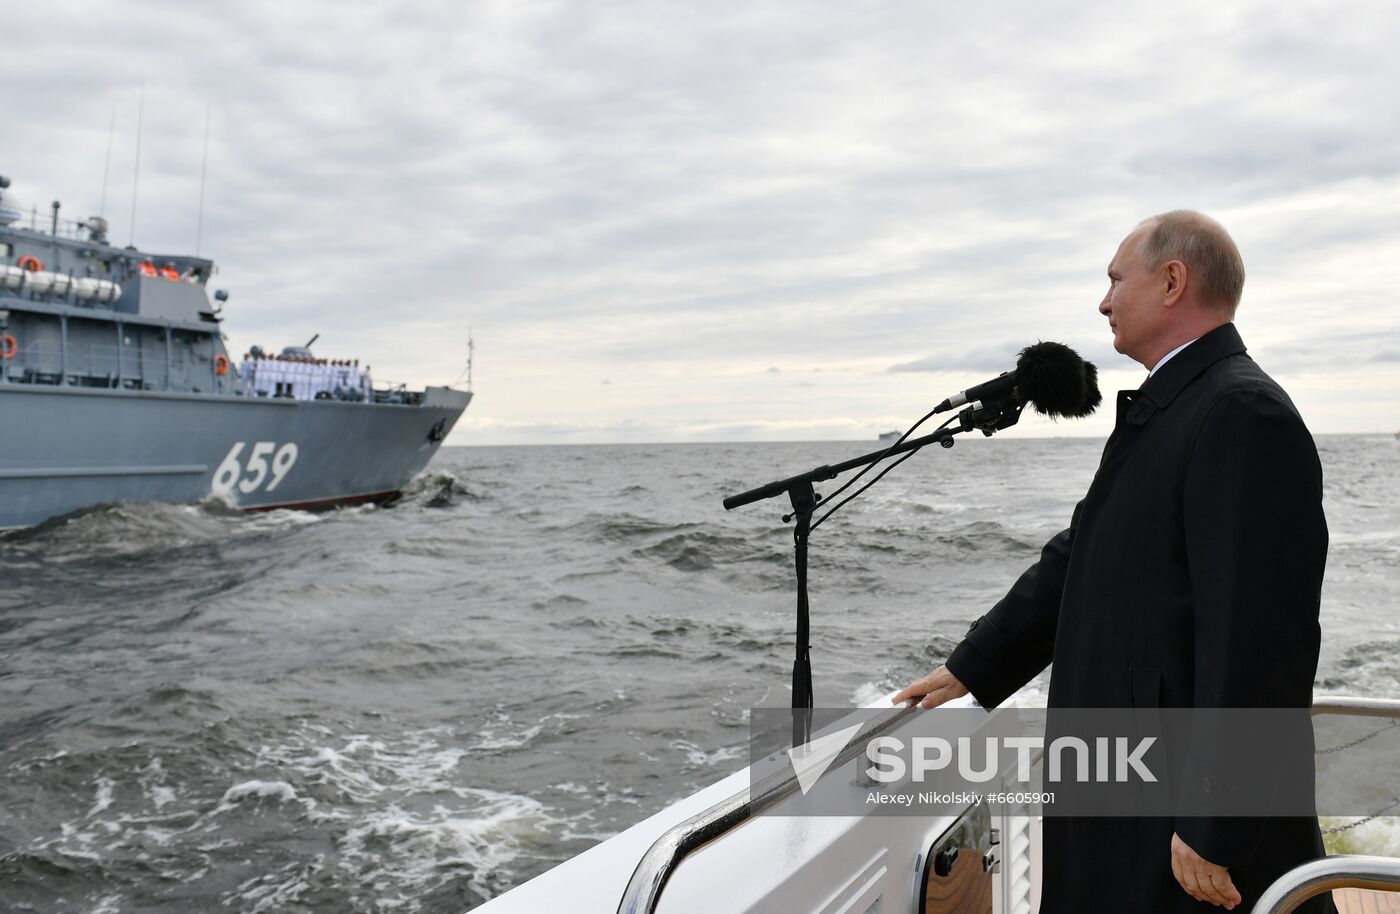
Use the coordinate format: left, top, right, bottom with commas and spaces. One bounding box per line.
889, 338, 1123, 376
889, 343, 1025, 374
3, 0, 1398, 442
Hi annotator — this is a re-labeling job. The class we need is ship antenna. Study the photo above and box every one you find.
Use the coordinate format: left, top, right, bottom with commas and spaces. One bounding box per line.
196, 101, 210, 256
128, 83, 145, 246
451, 329, 475, 389
99, 107, 115, 218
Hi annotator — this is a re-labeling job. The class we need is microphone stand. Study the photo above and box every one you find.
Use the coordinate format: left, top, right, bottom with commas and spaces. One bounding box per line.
723, 399, 1024, 747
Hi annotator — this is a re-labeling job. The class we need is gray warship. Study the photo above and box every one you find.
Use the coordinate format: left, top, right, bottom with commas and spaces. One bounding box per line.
0, 174, 472, 529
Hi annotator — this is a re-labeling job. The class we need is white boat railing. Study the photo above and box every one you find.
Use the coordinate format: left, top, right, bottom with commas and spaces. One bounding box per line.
1249, 696, 1400, 913
1252, 855, 1400, 914
617, 704, 923, 914
1312, 695, 1400, 719
616, 695, 1400, 914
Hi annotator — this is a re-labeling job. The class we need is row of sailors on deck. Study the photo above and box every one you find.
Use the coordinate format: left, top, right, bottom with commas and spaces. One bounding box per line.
137, 260, 205, 283
239, 354, 374, 402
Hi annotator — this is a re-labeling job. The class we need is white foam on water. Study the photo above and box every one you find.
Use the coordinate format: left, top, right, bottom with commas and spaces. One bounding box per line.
137, 757, 178, 811
227, 857, 324, 914
51, 822, 103, 859
263, 727, 468, 808
137, 825, 178, 847
335, 787, 553, 910
238, 508, 326, 533
472, 723, 542, 752
668, 738, 746, 768
468, 709, 583, 754
86, 777, 115, 818
1322, 816, 1400, 856
88, 894, 122, 914
225, 723, 572, 911
217, 779, 298, 809
851, 680, 887, 706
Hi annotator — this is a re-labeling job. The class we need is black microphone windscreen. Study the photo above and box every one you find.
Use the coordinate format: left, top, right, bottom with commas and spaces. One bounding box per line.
1015, 341, 1097, 419
1073, 361, 1103, 418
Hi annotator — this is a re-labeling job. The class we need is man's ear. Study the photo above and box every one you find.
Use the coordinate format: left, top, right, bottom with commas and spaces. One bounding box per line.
1161, 259, 1187, 307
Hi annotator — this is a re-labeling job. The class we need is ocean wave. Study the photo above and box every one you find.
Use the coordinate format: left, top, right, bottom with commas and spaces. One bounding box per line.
582, 512, 682, 542
226, 859, 323, 914
626, 616, 775, 654
396, 470, 481, 509
630, 529, 788, 573
1320, 638, 1400, 695
668, 739, 747, 769
530, 593, 590, 611
932, 520, 1038, 553
606, 643, 685, 659
334, 786, 553, 908
0, 496, 319, 565
217, 779, 299, 808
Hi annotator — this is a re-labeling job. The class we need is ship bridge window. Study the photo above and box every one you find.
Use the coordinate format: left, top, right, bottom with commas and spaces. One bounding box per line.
0, 242, 11, 258
96, 259, 111, 273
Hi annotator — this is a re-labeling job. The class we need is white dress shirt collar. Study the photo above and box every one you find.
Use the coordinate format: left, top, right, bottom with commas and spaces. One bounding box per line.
1149, 338, 1199, 378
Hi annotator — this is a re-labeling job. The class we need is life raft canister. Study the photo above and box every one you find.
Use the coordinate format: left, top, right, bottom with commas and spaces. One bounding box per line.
213, 353, 230, 376
16, 255, 42, 272
0, 334, 17, 359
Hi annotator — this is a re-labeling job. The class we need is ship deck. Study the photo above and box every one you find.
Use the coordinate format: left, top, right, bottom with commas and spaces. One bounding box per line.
1335, 889, 1400, 914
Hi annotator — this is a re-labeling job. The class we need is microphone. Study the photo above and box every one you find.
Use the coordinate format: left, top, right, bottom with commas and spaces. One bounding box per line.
933, 341, 1102, 419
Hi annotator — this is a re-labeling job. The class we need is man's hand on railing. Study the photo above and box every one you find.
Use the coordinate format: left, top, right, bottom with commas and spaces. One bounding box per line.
890, 664, 969, 709
1171, 832, 1241, 910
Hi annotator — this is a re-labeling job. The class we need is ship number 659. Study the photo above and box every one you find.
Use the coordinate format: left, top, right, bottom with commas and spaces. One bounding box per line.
213, 441, 299, 495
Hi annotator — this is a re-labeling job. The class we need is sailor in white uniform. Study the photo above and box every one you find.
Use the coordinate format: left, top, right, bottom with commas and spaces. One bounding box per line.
239, 354, 256, 395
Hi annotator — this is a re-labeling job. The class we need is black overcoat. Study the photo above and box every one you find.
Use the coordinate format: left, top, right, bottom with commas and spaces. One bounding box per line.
945, 323, 1334, 913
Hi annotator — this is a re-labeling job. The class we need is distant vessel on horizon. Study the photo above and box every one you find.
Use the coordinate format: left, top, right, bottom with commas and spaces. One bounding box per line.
0, 172, 471, 528
877, 429, 900, 442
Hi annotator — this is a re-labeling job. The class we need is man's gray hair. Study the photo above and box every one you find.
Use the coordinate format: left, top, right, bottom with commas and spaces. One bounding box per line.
1135, 210, 1245, 313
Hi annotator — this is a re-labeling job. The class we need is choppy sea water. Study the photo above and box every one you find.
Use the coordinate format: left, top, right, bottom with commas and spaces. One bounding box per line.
1, 435, 1397, 913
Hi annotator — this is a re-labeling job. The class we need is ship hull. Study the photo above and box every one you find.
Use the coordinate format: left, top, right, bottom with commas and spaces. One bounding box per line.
0, 384, 471, 528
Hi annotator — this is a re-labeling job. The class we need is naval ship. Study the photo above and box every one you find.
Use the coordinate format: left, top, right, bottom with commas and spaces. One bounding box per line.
0, 174, 471, 529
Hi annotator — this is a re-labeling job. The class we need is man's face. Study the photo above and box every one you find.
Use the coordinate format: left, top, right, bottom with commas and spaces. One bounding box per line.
1098, 227, 1166, 367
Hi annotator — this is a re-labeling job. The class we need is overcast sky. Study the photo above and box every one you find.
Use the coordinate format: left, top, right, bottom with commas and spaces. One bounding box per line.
5, 1, 1398, 443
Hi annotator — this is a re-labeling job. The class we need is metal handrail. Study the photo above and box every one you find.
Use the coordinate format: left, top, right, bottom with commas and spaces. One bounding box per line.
617, 695, 1400, 914
616, 705, 922, 914
1312, 696, 1400, 719
1252, 855, 1400, 914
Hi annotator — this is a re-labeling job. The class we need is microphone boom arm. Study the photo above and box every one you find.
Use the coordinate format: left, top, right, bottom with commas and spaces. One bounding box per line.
720, 400, 1019, 747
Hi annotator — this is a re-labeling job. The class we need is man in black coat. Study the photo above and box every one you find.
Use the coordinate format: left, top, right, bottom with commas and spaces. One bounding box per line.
893, 211, 1332, 912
